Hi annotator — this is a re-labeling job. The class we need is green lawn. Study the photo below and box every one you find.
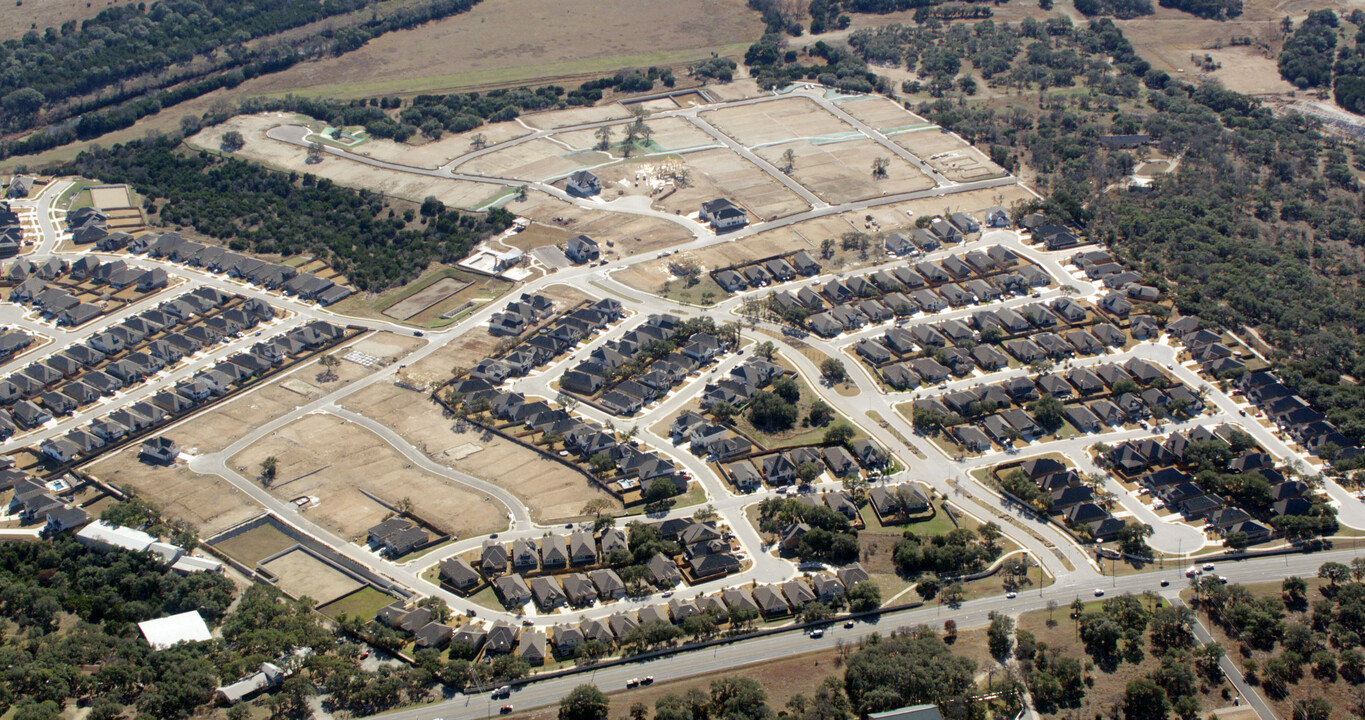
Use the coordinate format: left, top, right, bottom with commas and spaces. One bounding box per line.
318, 586, 398, 620
861, 499, 963, 537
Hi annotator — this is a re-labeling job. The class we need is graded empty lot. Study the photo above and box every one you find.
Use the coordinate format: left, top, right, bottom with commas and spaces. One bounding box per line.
701, 97, 854, 146
231, 413, 506, 541
165, 332, 422, 455
340, 382, 621, 522
836, 94, 931, 133
556, 117, 716, 154
382, 277, 471, 320
456, 138, 605, 181
514, 189, 696, 254
677, 148, 808, 220
893, 129, 1008, 182
260, 548, 364, 605
754, 138, 934, 204
85, 447, 262, 536
357, 122, 533, 167
188, 116, 504, 210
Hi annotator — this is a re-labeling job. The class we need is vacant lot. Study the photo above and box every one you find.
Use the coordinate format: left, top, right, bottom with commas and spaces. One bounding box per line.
211, 522, 297, 566
754, 138, 934, 204
837, 95, 931, 133
261, 548, 364, 604
230, 413, 506, 541
457, 138, 604, 181
189, 115, 504, 211
340, 382, 620, 522
165, 332, 421, 454
513, 188, 695, 255
702, 97, 854, 147
358, 122, 533, 167
383, 277, 471, 320
681, 148, 808, 221
318, 586, 398, 620
1115, 3, 1297, 94
556, 117, 716, 154
84, 446, 262, 536
894, 129, 1008, 182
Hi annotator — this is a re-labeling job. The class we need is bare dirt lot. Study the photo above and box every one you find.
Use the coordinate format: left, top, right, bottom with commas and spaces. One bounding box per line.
702, 97, 854, 146
189, 115, 506, 211
456, 138, 605, 181
84, 447, 262, 537
556, 117, 716, 154
165, 332, 423, 455
513, 189, 696, 255
836, 94, 931, 133
356, 122, 533, 168
382, 277, 471, 320
260, 548, 364, 604
893, 129, 1008, 182
230, 413, 506, 542
678, 148, 809, 221
340, 382, 620, 522
754, 138, 934, 204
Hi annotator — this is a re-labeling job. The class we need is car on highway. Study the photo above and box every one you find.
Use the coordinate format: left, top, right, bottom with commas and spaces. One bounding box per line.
810, 629, 824, 638
643, 676, 654, 685
1160, 579, 1170, 587
627, 678, 640, 688
501, 705, 514, 714
494, 686, 511, 699
1203, 563, 1216, 572
1094, 589, 1105, 597
414, 331, 424, 337
661, 590, 674, 598
844, 620, 855, 629
1186, 567, 1201, 577
1005, 591, 1017, 599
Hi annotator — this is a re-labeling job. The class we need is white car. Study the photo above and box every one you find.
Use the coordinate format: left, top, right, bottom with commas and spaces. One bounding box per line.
1094, 589, 1105, 597
1203, 563, 1216, 572
1005, 591, 1018, 599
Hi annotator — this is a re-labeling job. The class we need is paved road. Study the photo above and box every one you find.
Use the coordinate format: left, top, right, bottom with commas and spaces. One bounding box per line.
381, 548, 1358, 720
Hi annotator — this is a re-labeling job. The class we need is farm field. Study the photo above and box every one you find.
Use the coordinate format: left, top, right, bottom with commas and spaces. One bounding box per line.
229, 413, 507, 542
236, 0, 763, 99
340, 382, 622, 522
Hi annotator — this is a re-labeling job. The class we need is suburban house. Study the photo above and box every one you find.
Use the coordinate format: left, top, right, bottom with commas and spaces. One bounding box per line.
700, 198, 748, 230
565, 234, 600, 264
566, 170, 602, 197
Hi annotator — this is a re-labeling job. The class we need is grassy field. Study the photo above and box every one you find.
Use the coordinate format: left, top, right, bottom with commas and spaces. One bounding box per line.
318, 586, 399, 620
211, 523, 297, 566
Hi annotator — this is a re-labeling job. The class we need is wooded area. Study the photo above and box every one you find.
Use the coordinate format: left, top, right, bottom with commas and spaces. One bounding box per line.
49, 138, 513, 291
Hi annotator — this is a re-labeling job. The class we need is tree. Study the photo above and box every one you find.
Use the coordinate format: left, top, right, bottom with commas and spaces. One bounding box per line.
1293, 698, 1331, 720
824, 422, 855, 446
748, 391, 799, 431
848, 579, 882, 612
589, 452, 615, 476
987, 611, 1015, 659
943, 618, 958, 643
872, 157, 890, 179
781, 148, 797, 173
1028, 394, 1066, 432
820, 238, 836, 258
802, 601, 833, 623
1320, 561, 1351, 586
595, 126, 613, 151
560, 683, 610, 720
941, 581, 965, 605
259, 456, 278, 484
710, 677, 771, 720
582, 498, 613, 518
306, 140, 324, 164
755, 340, 776, 360
773, 376, 801, 404
807, 400, 834, 427
1123, 678, 1170, 720
470, 133, 488, 150
820, 357, 847, 384
797, 461, 823, 485
318, 353, 341, 381
220, 130, 245, 152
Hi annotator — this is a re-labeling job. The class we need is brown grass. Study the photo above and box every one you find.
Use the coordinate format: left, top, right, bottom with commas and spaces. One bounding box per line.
230, 413, 506, 542
84, 447, 263, 536
339, 382, 621, 522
